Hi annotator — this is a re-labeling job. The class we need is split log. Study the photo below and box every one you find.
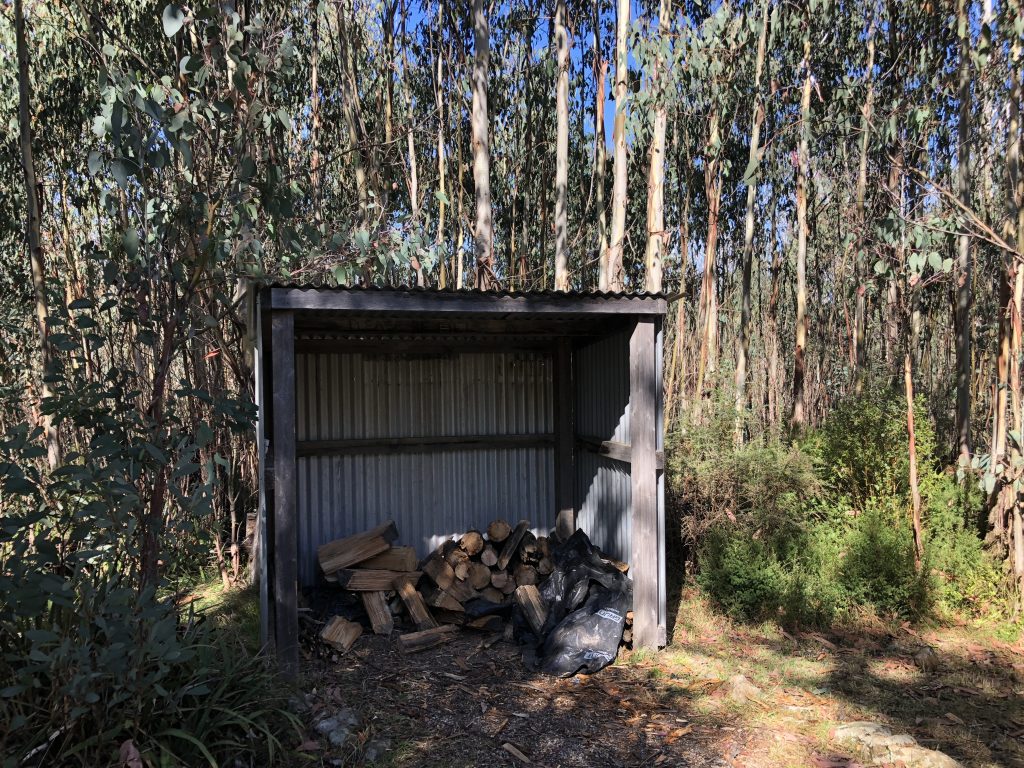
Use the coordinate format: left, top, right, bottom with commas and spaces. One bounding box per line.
445, 547, 471, 580
320, 616, 362, 652
431, 608, 467, 626
514, 585, 548, 636
361, 591, 394, 635
459, 530, 485, 556
497, 520, 530, 570
397, 625, 459, 653
355, 545, 418, 572
333, 569, 421, 592
395, 579, 438, 631
536, 536, 551, 559
536, 557, 554, 576
468, 561, 492, 590
317, 521, 398, 575
519, 531, 539, 563
481, 587, 505, 604
422, 555, 477, 602
466, 615, 504, 632
499, 577, 517, 596
622, 628, 633, 644
487, 519, 512, 544
421, 583, 465, 612
480, 544, 499, 567
597, 548, 629, 573
513, 563, 539, 587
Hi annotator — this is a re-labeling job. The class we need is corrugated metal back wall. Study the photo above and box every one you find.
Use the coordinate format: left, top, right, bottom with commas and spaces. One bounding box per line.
295, 349, 554, 586
575, 328, 632, 565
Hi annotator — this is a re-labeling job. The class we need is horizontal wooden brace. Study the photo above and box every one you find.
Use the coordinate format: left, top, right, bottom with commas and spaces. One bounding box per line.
576, 435, 664, 470
298, 433, 556, 457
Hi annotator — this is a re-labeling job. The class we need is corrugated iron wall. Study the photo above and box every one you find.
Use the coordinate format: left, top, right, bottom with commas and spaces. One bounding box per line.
575, 324, 667, 644
295, 349, 554, 585
575, 328, 633, 564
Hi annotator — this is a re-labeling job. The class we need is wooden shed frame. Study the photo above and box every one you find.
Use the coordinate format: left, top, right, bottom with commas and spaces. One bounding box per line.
256, 286, 668, 675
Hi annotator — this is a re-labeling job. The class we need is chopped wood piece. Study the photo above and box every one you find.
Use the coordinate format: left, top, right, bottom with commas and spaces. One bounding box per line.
597, 547, 629, 573
333, 569, 421, 591
397, 625, 459, 654
431, 608, 467, 625
622, 628, 633, 644
519, 531, 539, 563
466, 615, 504, 632
361, 591, 394, 635
421, 582, 465, 612
625, 610, 634, 623
459, 530, 485, 556
481, 544, 499, 567
490, 570, 512, 590
468, 561, 492, 590
320, 616, 362, 652
317, 521, 399, 575
480, 586, 505, 603
536, 536, 551, 559
497, 520, 530, 570
395, 579, 438, 631
422, 555, 477, 602
499, 576, 517, 595
536, 557, 554, 576
513, 563, 539, 587
501, 742, 532, 764
355, 545, 418, 572
514, 585, 548, 635
445, 548, 471, 580
487, 519, 512, 543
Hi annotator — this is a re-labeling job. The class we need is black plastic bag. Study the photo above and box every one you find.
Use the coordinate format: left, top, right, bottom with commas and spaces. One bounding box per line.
539, 583, 632, 677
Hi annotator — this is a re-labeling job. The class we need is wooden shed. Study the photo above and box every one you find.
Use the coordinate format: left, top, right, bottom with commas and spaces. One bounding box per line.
256, 286, 668, 674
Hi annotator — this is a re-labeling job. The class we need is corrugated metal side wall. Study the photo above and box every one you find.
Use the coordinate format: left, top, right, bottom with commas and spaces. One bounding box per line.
295, 350, 554, 586
575, 323, 667, 644
575, 328, 632, 564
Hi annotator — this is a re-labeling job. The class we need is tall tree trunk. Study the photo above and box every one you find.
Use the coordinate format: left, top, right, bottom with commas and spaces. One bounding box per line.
853, 12, 876, 392
1005, 0, 1024, 599
554, 0, 570, 290
400, 0, 422, 286
15, 0, 58, 470
734, 0, 769, 440
792, 37, 812, 432
905, 350, 924, 569
602, 0, 629, 291
338, 4, 369, 231
471, 0, 494, 288
695, 111, 721, 401
434, 0, 448, 271
644, 0, 671, 295
310, 0, 322, 223
955, 0, 973, 463
593, 0, 608, 272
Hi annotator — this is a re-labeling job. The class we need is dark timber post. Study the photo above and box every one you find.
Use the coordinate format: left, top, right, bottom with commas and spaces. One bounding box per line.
554, 338, 575, 540
630, 316, 658, 648
271, 310, 299, 676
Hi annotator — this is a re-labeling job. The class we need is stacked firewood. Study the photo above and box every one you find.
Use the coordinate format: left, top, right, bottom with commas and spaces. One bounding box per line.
316, 518, 552, 653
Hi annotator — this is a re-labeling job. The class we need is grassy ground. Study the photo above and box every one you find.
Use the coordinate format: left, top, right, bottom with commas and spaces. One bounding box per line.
185, 579, 1024, 767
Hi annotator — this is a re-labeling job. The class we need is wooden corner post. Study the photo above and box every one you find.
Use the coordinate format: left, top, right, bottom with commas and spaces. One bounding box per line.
271, 310, 299, 676
554, 338, 575, 540
630, 317, 658, 649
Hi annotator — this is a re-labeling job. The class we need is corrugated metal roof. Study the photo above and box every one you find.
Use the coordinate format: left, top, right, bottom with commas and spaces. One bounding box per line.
263, 281, 667, 301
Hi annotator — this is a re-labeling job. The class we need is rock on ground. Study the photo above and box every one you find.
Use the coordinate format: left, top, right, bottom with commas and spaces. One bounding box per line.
832, 722, 962, 768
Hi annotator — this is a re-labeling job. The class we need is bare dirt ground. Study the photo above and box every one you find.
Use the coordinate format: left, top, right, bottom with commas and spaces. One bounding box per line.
200, 585, 1024, 768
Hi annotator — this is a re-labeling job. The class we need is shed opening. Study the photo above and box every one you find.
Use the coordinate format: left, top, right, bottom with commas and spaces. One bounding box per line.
256, 286, 667, 674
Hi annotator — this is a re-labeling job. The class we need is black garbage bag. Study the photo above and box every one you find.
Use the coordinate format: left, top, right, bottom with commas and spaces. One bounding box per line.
508, 528, 633, 676
538, 529, 630, 635
539, 582, 632, 677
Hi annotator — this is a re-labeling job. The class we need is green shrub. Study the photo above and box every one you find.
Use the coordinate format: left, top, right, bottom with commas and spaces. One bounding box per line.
676, 386, 1004, 629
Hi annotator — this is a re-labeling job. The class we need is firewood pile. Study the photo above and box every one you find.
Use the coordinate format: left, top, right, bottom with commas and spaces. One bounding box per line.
314, 518, 634, 658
